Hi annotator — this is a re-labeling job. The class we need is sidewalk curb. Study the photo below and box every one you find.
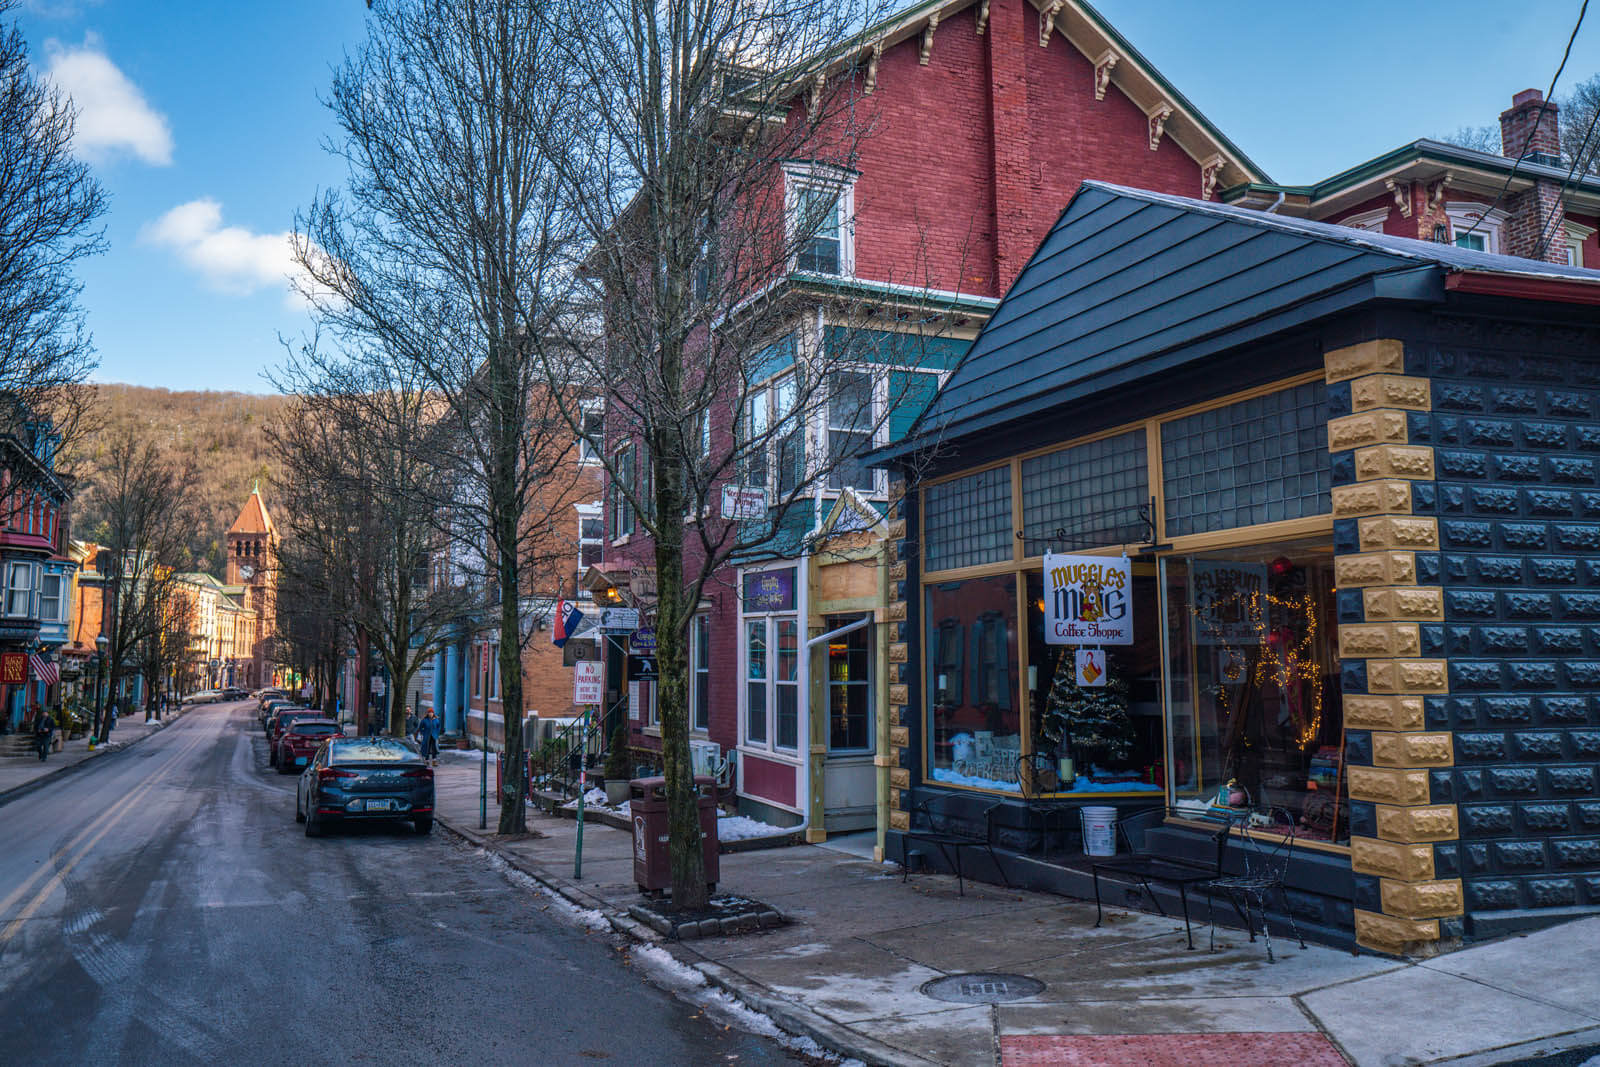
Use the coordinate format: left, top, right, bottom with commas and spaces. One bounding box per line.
436, 810, 925, 1066
692, 959, 941, 1067
0, 708, 190, 810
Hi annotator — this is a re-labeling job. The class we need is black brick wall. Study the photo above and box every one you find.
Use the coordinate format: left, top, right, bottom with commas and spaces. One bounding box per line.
1418, 315, 1600, 923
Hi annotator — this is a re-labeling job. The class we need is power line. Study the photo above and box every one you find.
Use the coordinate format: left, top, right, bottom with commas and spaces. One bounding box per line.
1459, 0, 1588, 242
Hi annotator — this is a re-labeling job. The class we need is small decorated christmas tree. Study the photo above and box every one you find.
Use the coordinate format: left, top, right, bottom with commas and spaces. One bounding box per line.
1039, 651, 1135, 764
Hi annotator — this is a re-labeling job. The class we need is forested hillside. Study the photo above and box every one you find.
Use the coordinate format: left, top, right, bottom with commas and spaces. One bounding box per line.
64, 385, 289, 578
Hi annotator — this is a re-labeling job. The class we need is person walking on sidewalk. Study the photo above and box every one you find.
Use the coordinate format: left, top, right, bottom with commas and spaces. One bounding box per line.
32, 705, 55, 762
414, 708, 442, 766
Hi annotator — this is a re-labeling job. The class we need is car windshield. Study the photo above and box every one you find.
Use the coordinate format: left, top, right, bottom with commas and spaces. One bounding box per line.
292, 723, 338, 735
329, 739, 417, 764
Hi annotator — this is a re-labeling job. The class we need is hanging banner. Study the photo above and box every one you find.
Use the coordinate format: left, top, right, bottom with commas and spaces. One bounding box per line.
1042, 552, 1133, 645
1075, 649, 1108, 687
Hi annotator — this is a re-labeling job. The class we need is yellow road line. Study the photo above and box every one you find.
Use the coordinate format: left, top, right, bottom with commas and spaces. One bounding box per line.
0, 722, 217, 946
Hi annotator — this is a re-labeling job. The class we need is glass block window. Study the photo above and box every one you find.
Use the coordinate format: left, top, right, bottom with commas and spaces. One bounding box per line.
924, 465, 1013, 572
1160, 382, 1330, 537
1020, 429, 1148, 549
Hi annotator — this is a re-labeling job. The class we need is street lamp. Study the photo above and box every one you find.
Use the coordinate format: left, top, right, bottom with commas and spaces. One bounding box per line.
92, 632, 108, 748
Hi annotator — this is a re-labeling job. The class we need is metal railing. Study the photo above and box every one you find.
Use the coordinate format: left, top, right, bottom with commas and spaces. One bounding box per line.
527, 715, 602, 799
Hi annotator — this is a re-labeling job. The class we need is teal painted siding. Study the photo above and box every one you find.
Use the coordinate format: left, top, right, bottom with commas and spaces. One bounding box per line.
888, 370, 939, 442
824, 327, 968, 371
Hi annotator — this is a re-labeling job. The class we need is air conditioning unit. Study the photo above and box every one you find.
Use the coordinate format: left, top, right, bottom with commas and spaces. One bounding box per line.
689, 739, 721, 778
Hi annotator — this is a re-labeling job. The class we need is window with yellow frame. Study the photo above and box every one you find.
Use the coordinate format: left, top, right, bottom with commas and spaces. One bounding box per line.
919, 373, 1337, 809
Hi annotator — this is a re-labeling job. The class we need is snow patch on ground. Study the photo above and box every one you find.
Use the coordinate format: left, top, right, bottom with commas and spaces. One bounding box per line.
626, 945, 851, 1063
477, 849, 610, 932
442, 748, 497, 763
715, 814, 791, 842
560, 787, 631, 815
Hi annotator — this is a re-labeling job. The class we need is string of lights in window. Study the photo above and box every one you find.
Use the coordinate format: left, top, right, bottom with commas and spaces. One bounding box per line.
1015, 496, 1160, 555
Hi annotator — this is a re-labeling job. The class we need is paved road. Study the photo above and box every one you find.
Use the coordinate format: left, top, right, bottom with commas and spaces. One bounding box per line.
0, 701, 808, 1065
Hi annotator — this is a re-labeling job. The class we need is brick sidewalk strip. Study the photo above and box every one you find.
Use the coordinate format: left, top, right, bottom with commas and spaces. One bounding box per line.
1001, 1033, 1347, 1067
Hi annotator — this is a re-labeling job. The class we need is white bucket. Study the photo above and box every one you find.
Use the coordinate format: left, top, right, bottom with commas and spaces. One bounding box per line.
1080, 806, 1118, 857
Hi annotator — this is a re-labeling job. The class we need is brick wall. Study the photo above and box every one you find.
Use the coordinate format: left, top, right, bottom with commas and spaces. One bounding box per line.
1329, 315, 1600, 952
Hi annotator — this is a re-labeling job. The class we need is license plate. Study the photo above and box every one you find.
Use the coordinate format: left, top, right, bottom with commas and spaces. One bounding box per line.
368, 799, 396, 812
346, 799, 365, 811
295, 757, 307, 765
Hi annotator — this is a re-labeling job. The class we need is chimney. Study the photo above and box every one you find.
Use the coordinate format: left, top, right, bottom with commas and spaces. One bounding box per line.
1500, 88, 1561, 167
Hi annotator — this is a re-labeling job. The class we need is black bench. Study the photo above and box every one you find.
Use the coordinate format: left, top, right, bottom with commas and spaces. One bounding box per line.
1091, 806, 1234, 949
900, 794, 1010, 896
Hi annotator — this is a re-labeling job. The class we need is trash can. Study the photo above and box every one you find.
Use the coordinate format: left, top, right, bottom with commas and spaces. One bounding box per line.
630, 775, 720, 896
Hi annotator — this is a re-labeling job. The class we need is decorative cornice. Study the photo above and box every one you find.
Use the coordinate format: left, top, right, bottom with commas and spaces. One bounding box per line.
1039, 0, 1066, 46
1386, 179, 1413, 218
974, 0, 990, 35
864, 39, 883, 94
1200, 154, 1225, 201
1093, 49, 1119, 101
919, 11, 939, 66
1427, 172, 1453, 214
1146, 101, 1173, 152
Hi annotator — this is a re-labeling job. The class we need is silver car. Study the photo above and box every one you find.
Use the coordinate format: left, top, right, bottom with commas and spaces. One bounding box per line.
297, 737, 435, 837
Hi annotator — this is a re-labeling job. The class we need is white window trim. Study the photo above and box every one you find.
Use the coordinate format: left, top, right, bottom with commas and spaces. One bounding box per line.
1565, 220, 1595, 267
39, 570, 64, 624
784, 161, 857, 279
1446, 201, 1509, 255
3, 560, 35, 618
690, 612, 711, 735
576, 501, 603, 579
577, 401, 604, 465
1341, 206, 1391, 233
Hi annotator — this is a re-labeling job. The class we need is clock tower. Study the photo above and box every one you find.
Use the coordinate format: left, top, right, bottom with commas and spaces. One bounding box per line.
226, 486, 279, 688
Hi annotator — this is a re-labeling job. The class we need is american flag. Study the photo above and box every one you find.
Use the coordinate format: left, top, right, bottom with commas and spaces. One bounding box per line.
27, 653, 57, 686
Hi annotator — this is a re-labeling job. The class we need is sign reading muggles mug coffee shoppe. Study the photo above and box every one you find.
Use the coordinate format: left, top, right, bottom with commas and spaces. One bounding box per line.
1042, 553, 1133, 646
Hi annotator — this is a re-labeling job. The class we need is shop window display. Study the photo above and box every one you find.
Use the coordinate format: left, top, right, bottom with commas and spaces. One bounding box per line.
1025, 570, 1164, 795
926, 574, 1020, 791
1163, 546, 1348, 844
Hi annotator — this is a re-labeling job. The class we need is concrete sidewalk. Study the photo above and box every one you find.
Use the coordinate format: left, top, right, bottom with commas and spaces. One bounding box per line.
0, 706, 190, 805
430, 754, 1600, 1067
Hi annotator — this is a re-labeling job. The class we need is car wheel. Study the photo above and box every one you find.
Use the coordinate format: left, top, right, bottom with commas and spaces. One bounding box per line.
295, 793, 305, 823
305, 809, 323, 837
413, 816, 433, 835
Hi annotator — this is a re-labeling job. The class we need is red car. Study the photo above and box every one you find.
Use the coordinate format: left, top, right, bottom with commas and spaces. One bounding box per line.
276, 719, 342, 774
268, 710, 326, 768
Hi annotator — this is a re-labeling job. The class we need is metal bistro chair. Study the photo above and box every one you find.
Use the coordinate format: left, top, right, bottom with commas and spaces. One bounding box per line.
1015, 753, 1073, 857
1203, 808, 1307, 962
1092, 807, 1235, 950
901, 794, 1009, 896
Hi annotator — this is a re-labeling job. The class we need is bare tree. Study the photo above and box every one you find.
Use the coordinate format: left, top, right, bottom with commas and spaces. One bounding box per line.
531, 0, 964, 908
295, 0, 591, 831
0, 1, 106, 480
1559, 74, 1600, 177
83, 431, 201, 742
270, 342, 476, 737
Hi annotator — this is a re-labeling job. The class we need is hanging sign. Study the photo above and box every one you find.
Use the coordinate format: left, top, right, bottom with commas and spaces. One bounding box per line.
597, 607, 639, 633
573, 660, 603, 704
742, 568, 795, 612
0, 652, 24, 684
721, 484, 767, 520
1042, 552, 1133, 646
627, 654, 659, 680
1190, 560, 1268, 646
1075, 649, 1108, 687
630, 627, 656, 652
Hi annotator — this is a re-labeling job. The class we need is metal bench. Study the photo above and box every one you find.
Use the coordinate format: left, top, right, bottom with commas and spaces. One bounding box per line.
1091, 806, 1235, 949
901, 794, 1010, 896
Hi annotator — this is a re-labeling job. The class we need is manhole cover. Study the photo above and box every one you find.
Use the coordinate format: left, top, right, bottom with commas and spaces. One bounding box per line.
920, 972, 1045, 1004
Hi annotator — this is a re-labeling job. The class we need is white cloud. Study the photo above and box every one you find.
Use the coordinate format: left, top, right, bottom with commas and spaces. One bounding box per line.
141, 199, 314, 308
44, 34, 173, 166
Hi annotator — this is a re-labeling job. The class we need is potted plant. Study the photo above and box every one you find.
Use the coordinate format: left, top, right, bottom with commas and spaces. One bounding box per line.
603, 722, 632, 806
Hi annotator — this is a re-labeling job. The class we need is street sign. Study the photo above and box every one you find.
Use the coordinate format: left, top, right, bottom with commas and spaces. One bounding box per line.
562, 640, 597, 666
630, 627, 656, 652
597, 606, 639, 633
721, 484, 767, 520
370, 675, 387, 695
627, 653, 658, 680
573, 660, 603, 704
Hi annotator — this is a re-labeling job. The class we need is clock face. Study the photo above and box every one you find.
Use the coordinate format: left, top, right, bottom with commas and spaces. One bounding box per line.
240, 563, 255, 580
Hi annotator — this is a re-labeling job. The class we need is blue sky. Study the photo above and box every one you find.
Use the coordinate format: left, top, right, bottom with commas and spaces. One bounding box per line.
17, 0, 1600, 394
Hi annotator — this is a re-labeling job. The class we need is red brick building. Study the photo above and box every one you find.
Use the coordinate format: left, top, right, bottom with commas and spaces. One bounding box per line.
1224, 89, 1600, 268
597, 0, 1265, 834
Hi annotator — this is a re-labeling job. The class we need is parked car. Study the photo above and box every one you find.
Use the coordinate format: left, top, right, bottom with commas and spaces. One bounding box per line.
183, 690, 222, 705
257, 689, 288, 712
275, 718, 341, 774
222, 687, 249, 701
261, 699, 298, 729
267, 709, 322, 766
297, 737, 434, 836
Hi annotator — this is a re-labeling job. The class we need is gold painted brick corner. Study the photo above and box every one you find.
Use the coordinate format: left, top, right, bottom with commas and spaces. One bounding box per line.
1348, 765, 1431, 806
1338, 622, 1421, 659
1336, 552, 1417, 588
1355, 444, 1434, 481
1371, 730, 1453, 767
1363, 585, 1444, 621
1351, 374, 1431, 412
1325, 339, 1405, 383
1358, 515, 1439, 551
1375, 803, 1459, 842
1343, 694, 1426, 730
1365, 658, 1449, 694
1380, 878, 1464, 919
1355, 908, 1440, 954
1332, 480, 1412, 519
1351, 836, 1435, 881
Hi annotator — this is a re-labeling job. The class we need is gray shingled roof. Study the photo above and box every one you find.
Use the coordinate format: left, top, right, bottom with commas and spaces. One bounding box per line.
878, 181, 1600, 460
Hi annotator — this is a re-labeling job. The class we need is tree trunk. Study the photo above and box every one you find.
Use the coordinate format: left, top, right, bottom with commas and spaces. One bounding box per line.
495, 463, 528, 835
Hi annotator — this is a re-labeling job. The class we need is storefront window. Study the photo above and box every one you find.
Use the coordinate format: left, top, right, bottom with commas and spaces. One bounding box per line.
775, 619, 799, 749
1163, 546, 1348, 845
1025, 569, 1164, 795
926, 574, 1020, 791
